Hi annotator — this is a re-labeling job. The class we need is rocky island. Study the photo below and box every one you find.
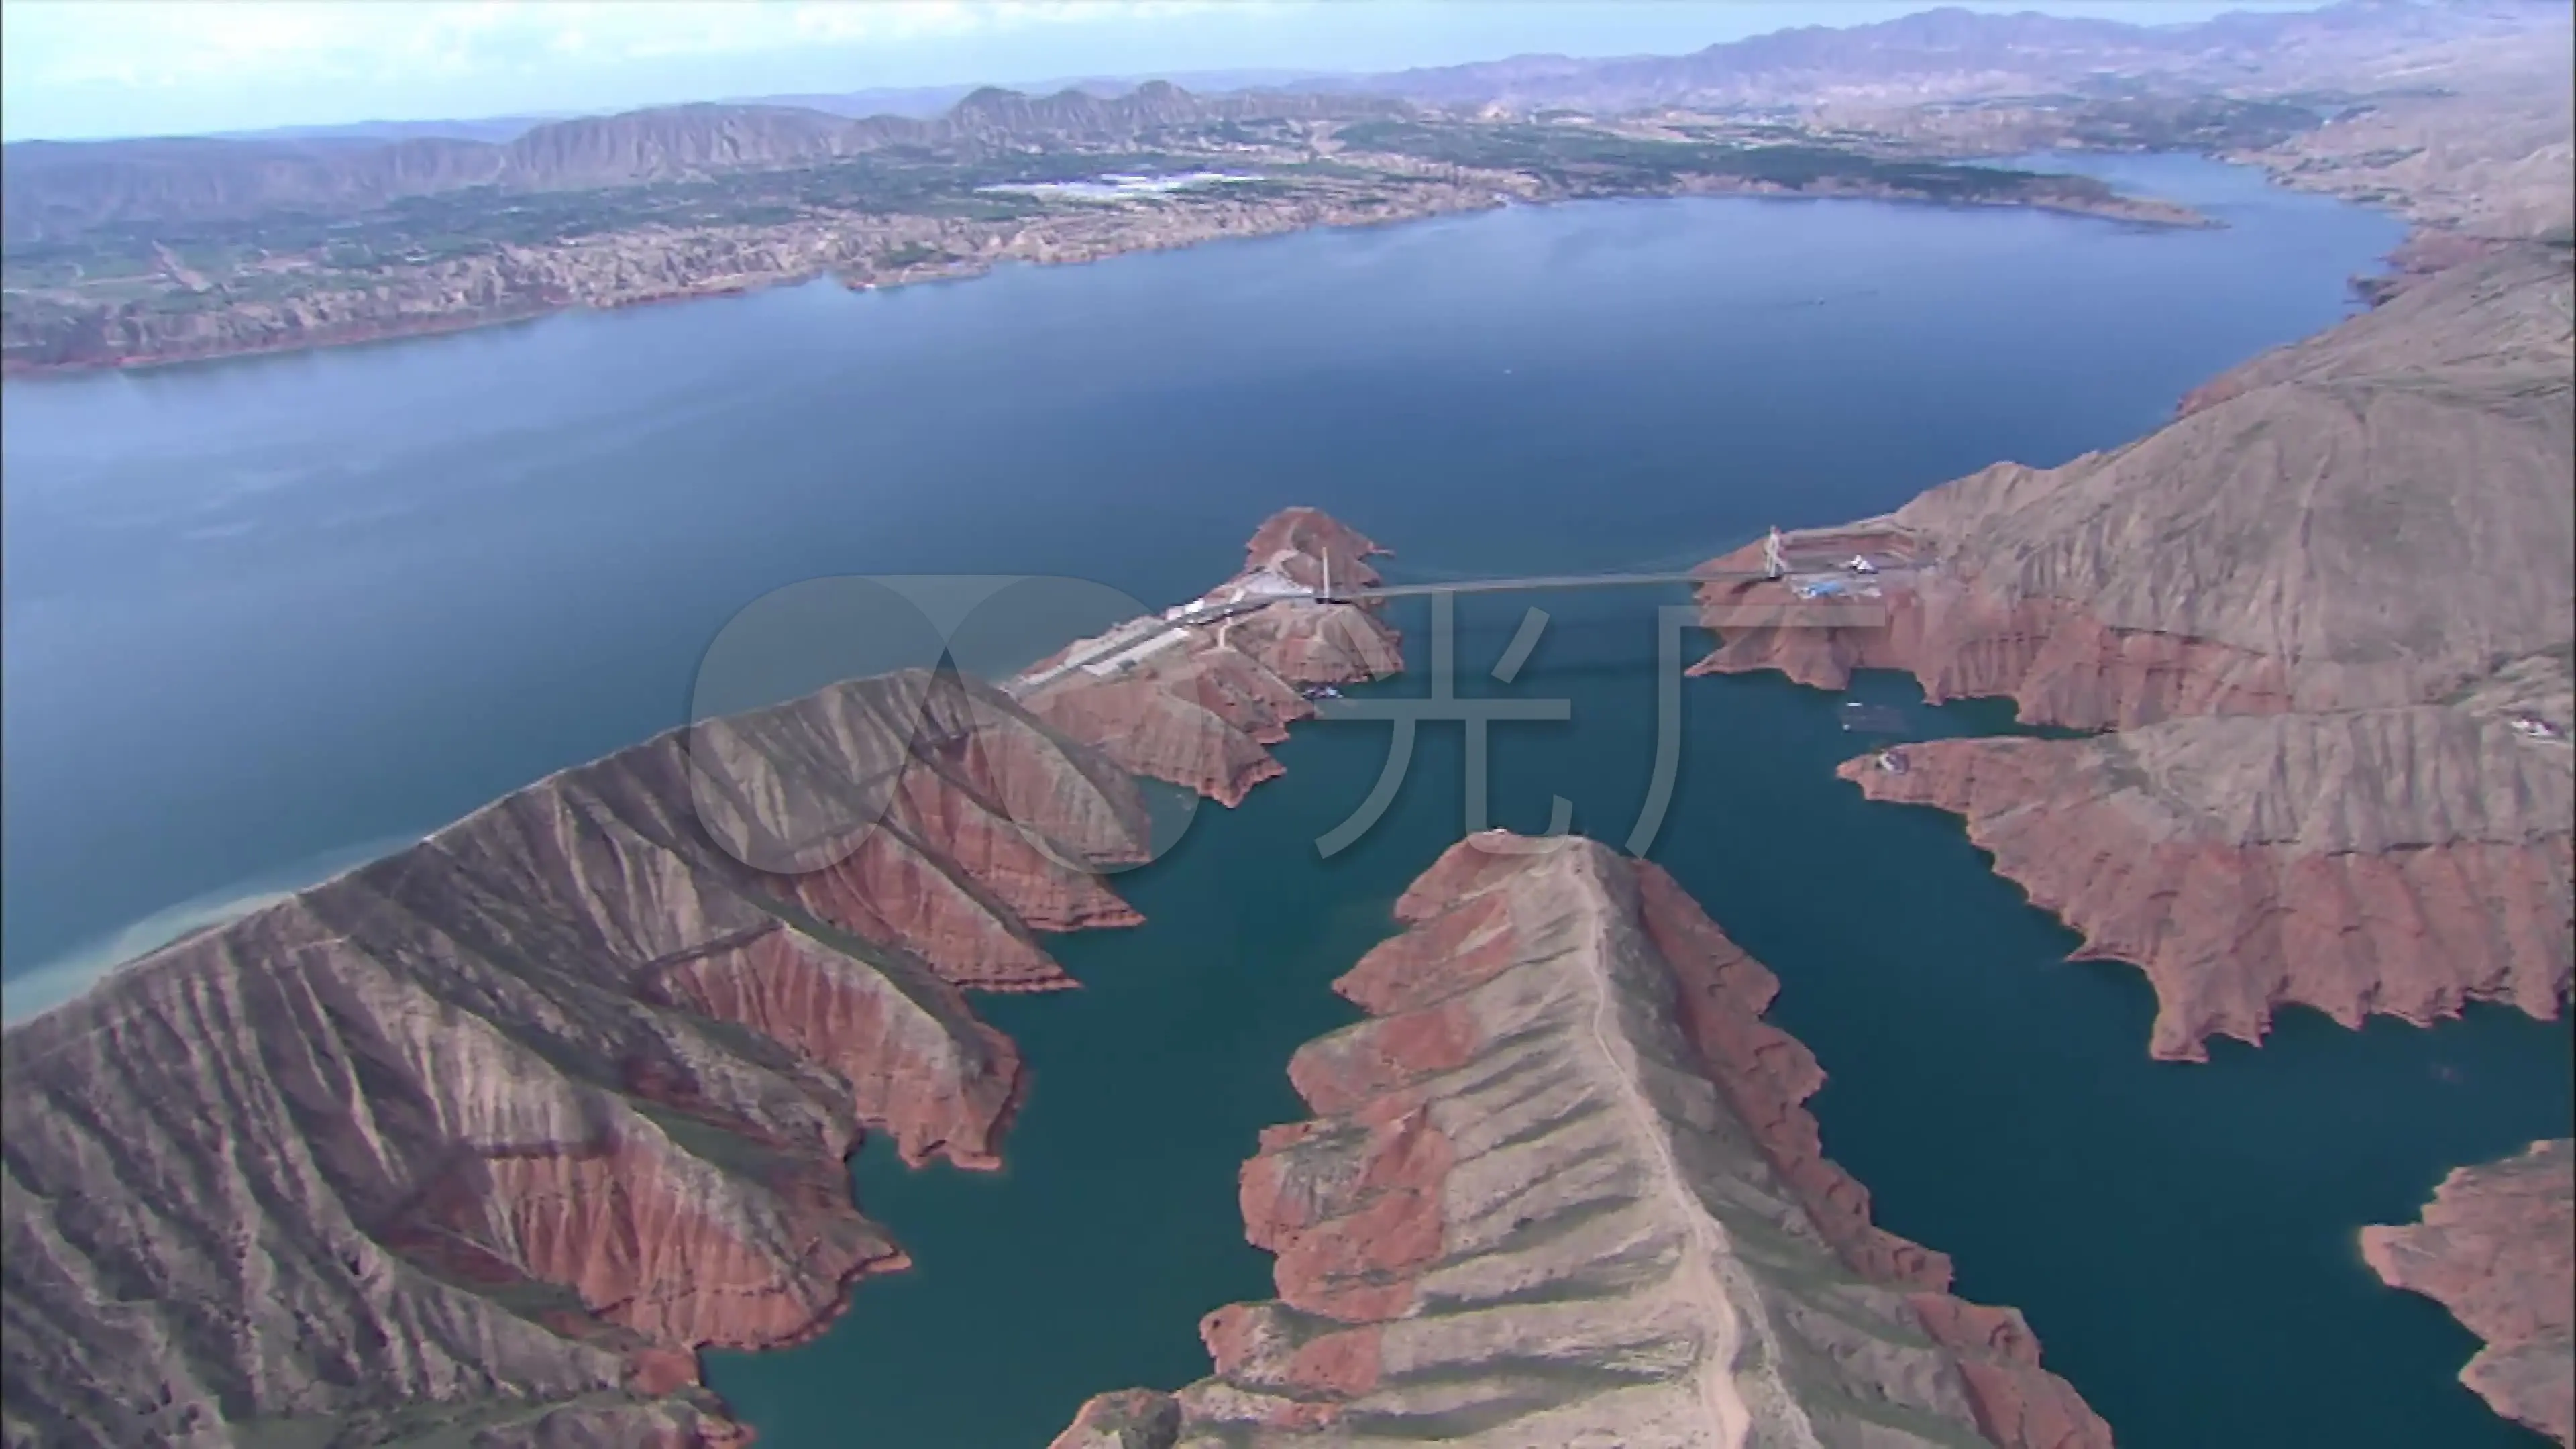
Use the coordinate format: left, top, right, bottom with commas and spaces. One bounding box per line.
0, 513, 1396, 1447
1056, 835, 2104, 1448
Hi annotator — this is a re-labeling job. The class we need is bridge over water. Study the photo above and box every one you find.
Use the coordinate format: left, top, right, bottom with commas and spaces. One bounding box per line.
1013, 568, 1775, 694
1330, 570, 1751, 601
1012, 513, 1916, 691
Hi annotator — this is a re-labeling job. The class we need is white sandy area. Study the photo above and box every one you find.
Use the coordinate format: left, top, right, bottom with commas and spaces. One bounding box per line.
2, 833, 420, 1027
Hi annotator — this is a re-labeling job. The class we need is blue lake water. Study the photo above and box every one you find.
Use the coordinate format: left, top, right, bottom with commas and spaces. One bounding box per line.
5, 153, 2565, 1446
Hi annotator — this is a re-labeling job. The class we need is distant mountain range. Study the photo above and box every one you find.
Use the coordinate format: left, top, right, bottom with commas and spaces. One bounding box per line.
1294, 0, 2567, 111
204, 70, 1346, 146
5, 0, 2565, 246
0, 83, 1400, 244
753, 68, 1339, 121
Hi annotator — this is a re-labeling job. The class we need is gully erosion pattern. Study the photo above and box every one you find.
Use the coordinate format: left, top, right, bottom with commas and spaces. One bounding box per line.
1680, 242, 2574, 1445
1690, 249, 2575, 1067
1056, 836, 2106, 1449
0, 511, 1400, 1448
1056, 244, 2576, 1449
2363, 1140, 2575, 1446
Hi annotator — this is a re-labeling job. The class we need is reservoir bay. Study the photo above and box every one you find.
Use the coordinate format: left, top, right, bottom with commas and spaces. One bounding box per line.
5, 154, 2563, 1446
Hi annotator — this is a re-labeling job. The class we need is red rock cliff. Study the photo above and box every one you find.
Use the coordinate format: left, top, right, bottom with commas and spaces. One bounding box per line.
1056, 835, 2107, 1448
1694, 249, 2575, 1061
2363, 1140, 2575, 1446
1839, 711, 2573, 1061
0, 511, 1399, 1448
1019, 509, 1402, 805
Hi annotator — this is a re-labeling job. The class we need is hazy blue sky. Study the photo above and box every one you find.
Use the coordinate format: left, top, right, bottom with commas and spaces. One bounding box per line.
3, 1, 2324, 143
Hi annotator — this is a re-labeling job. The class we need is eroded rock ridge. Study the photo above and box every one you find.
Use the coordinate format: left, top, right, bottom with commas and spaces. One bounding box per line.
0, 511, 1399, 1448
2363, 1140, 2575, 1446
1058, 835, 2106, 1448
1694, 247, 2575, 1061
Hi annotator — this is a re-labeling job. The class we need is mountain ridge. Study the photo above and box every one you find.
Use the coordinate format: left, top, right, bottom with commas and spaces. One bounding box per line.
0, 83, 1402, 242
0, 514, 1405, 1448
1284, 0, 2567, 109
1693, 244, 2575, 1062
13, 0, 2569, 246
1055, 836, 2108, 1448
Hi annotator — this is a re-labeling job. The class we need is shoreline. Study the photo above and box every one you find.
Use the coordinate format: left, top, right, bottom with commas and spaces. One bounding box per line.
1051, 836, 2111, 1446
5, 127, 2557, 1440
1686, 238, 2572, 1063
0, 511, 1408, 1445
0, 303, 568, 382
0, 830, 427, 1028
2, 172, 2212, 380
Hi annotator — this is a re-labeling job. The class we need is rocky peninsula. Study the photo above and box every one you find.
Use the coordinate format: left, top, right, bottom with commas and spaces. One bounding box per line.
1693, 246, 2575, 1063
2363, 1139, 2574, 1446
1018, 509, 1404, 806
10, 1, 2565, 378
0, 511, 1396, 1447
1056, 835, 2104, 1448
1680, 65, 2571, 1424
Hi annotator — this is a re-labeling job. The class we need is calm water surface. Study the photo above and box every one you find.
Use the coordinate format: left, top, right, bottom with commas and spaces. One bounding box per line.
5, 154, 2564, 1446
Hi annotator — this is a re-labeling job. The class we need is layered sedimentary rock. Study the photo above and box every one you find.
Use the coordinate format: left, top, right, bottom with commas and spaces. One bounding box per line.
2362, 1140, 2575, 1445
1, 511, 1396, 1448
0, 179, 1521, 375
1058, 835, 2105, 1448
1695, 248, 2576, 1060
2240, 23, 2575, 244
1019, 508, 1403, 806
2, 670, 1104, 1448
1697, 250, 2574, 722
1839, 709, 2573, 1059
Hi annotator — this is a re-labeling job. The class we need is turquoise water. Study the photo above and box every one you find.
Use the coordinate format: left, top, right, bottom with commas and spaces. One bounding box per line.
705, 596, 2573, 1449
7, 154, 2565, 1444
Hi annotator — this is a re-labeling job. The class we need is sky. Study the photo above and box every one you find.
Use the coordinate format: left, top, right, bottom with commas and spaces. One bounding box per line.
1, 0, 2329, 144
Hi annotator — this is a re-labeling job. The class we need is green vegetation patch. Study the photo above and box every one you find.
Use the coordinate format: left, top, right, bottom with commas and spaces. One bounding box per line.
1332, 118, 2101, 206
